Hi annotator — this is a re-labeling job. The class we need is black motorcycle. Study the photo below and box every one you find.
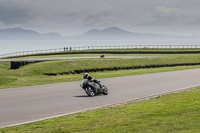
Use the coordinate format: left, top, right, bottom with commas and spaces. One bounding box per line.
80, 80, 108, 97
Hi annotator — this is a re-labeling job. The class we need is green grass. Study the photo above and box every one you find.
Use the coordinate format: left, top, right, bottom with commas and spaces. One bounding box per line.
1, 87, 200, 132
1, 54, 200, 89
14, 54, 200, 75
1, 52, 200, 132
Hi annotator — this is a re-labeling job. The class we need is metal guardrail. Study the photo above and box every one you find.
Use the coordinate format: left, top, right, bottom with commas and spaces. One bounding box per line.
1, 45, 200, 58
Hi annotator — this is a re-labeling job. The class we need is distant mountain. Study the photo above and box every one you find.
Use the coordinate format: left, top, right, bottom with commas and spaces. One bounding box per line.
66, 27, 137, 40
0, 27, 199, 40
0, 27, 63, 40
84, 27, 133, 36
67, 27, 200, 40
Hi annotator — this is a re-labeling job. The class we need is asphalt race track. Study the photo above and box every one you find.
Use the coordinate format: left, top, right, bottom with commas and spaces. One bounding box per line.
0, 56, 157, 61
0, 68, 200, 128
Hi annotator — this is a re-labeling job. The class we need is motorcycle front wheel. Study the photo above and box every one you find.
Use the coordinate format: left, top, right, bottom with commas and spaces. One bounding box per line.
85, 87, 95, 97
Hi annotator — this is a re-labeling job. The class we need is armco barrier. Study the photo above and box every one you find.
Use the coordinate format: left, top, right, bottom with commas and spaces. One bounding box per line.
43, 62, 200, 76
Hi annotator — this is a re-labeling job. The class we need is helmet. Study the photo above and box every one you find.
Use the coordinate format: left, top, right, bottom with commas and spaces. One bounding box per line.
83, 73, 89, 79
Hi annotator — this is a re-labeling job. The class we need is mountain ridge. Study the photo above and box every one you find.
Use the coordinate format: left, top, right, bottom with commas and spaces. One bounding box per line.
0, 27, 63, 40
0, 27, 199, 40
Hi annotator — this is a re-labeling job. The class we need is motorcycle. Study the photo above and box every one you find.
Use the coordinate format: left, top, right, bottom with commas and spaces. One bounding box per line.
80, 79, 108, 97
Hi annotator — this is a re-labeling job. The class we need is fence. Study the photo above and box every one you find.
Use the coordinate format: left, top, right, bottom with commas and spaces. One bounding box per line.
1, 45, 200, 58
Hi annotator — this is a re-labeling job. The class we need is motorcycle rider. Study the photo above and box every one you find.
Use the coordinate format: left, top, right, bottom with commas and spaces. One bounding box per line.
83, 73, 101, 86
81, 73, 108, 96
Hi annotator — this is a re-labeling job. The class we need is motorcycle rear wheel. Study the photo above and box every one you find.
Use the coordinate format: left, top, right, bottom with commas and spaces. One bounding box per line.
85, 87, 95, 97
102, 85, 108, 95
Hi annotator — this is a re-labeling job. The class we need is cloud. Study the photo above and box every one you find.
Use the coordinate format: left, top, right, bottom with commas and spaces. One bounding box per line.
130, 5, 200, 27
0, 0, 200, 35
0, 21, 5, 27
0, 0, 35, 25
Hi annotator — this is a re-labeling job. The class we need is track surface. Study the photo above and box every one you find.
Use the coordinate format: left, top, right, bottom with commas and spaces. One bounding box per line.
0, 68, 200, 128
0, 56, 156, 61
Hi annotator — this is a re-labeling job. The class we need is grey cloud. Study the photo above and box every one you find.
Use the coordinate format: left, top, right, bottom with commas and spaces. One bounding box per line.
81, 11, 112, 28
130, 5, 200, 27
0, 0, 200, 36
0, 0, 35, 25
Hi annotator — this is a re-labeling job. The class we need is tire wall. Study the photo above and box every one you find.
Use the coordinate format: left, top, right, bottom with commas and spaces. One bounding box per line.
44, 62, 200, 76
10, 61, 45, 69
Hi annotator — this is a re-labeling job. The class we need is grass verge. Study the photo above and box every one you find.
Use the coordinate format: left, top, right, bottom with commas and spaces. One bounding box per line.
1, 53, 200, 89
0, 65, 200, 89
1, 87, 200, 132
10, 54, 200, 74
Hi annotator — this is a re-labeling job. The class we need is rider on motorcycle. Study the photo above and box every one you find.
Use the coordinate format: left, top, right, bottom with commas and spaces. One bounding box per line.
81, 73, 108, 96
83, 73, 101, 86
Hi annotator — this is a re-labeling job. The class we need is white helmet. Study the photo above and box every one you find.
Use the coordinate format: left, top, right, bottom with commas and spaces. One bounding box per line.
83, 73, 89, 79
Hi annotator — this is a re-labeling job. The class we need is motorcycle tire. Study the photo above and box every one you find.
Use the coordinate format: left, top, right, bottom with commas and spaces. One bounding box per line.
102, 85, 108, 95
85, 87, 95, 97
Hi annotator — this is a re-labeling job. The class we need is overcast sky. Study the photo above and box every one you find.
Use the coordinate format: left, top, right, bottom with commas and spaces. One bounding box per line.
0, 0, 200, 36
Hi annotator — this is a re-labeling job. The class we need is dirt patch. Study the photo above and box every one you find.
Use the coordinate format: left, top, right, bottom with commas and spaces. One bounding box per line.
68, 62, 78, 65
